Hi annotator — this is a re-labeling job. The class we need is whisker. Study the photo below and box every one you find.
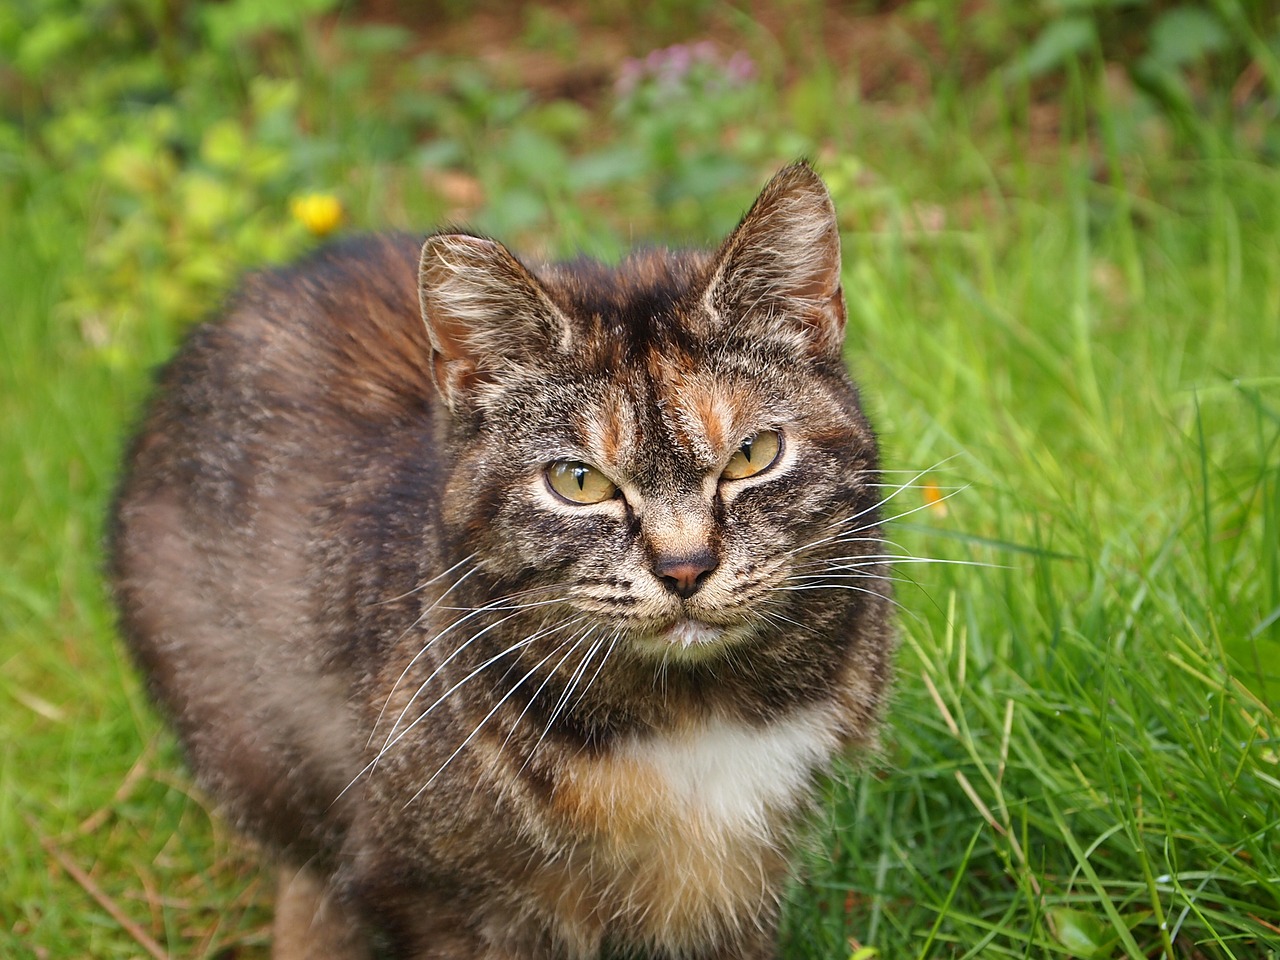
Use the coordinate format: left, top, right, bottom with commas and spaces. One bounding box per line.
569, 629, 621, 717
862, 482, 965, 489
845, 485, 970, 533
375, 579, 573, 724
871, 460, 964, 474
510, 627, 604, 776
377, 592, 580, 754
340, 616, 590, 803
784, 573, 916, 585
785, 483, 969, 563
547, 635, 604, 728
368, 552, 478, 607
816, 458, 965, 537
769, 582, 918, 620
521, 629, 610, 773
336, 630, 537, 804
368, 561, 486, 745
497, 624, 597, 759
788, 537, 906, 568
807, 555, 1005, 570
403, 625, 594, 807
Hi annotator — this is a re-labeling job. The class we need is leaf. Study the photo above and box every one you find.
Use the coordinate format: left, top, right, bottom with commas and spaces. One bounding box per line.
1047, 906, 1110, 958
1004, 17, 1097, 83
338, 23, 413, 56
200, 119, 247, 172
1148, 6, 1229, 69
201, 0, 340, 48
569, 146, 647, 189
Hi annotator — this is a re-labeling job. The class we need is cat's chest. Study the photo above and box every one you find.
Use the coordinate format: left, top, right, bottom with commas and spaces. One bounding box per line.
553, 705, 841, 845
533, 706, 842, 949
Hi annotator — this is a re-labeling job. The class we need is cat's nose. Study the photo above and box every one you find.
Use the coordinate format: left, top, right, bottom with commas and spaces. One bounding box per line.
654, 552, 718, 599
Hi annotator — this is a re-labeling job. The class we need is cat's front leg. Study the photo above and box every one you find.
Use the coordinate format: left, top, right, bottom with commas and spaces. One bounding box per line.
273, 863, 373, 960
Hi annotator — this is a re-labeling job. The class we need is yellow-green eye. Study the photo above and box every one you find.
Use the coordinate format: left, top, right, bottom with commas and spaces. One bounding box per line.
721, 429, 782, 481
546, 461, 618, 504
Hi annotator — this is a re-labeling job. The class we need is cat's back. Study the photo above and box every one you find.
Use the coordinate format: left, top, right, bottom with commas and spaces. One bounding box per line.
108, 233, 434, 854
133, 231, 429, 454
112, 231, 434, 602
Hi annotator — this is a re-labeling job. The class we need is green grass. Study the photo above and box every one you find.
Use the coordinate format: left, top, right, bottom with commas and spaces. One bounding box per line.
2, 3, 1278, 957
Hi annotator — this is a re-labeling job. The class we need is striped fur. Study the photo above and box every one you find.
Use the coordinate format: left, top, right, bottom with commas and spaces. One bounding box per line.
109, 163, 895, 959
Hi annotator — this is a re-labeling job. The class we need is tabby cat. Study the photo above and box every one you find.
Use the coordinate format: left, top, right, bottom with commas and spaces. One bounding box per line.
108, 162, 896, 960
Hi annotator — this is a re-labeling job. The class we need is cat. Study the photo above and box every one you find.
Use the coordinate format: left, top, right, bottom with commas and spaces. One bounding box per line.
108, 162, 896, 960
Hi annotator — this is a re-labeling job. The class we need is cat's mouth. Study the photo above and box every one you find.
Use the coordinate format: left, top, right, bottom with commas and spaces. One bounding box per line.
662, 619, 726, 649
627, 618, 753, 662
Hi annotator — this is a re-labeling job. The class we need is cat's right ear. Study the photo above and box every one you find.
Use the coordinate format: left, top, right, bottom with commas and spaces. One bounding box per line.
419, 233, 572, 411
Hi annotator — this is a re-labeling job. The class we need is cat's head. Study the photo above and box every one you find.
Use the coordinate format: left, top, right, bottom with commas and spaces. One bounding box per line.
417, 163, 885, 665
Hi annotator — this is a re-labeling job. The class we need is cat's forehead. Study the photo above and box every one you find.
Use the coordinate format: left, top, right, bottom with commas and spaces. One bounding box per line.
530, 252, 806, 476
566, 352, 774, 480
539, 249, 712, 362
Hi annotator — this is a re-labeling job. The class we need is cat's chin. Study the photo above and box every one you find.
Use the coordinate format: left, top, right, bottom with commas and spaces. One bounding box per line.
630, 619, 754, 662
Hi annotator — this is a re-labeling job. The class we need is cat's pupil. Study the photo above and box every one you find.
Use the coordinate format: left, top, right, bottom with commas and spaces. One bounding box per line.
573, 465, 588, 489
741, 438, 756, 461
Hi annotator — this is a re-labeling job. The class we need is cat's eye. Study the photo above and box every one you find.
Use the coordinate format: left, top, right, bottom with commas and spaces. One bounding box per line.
546, 461, 618, 504
721, 429, 782, 481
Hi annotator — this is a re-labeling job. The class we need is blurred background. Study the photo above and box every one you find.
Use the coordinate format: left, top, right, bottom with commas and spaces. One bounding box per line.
2, 2, 1278, 958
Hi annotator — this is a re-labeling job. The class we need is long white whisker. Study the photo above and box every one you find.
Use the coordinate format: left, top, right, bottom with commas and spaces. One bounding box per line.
788, 537, 905, 567
785, 483, 968, 563
545, 634, 604, 730
368, 562, 485, 745
773, 582, 919, 622
369, 553, 478, 607
809, 555, 1003, 570
497, 624, 596, 759
378, 593, 579, 755
843, 485, 970, 535
336, 633, 533, 804
784, 573, 916, 585
523, 629, 608, 769
870, 459, 964, 474
375, 577, 562, 736
797, 458, 964, 550
570, 630, 621, 717
512, 628, 603, 776
403, 624, 593, 807
339, 616, 590, 803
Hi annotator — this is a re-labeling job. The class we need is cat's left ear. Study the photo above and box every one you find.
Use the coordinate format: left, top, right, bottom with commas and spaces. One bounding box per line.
419, 233, 572, 411
703, 162, 846, 358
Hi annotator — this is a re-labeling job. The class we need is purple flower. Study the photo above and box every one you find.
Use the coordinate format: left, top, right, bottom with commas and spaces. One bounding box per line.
614, 43, 757, 101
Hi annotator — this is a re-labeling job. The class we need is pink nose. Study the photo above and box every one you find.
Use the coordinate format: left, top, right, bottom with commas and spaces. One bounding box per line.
653, 553, 718, 599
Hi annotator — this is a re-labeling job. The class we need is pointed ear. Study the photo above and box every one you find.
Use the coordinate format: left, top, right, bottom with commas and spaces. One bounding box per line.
703, 163, 846, 358
418, 233, 572, 410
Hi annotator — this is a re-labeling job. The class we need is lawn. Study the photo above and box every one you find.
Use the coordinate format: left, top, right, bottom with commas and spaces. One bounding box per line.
1, 2, 1277, 957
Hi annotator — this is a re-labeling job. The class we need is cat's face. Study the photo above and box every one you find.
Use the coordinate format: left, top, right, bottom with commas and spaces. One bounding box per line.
418, 164, 883, 665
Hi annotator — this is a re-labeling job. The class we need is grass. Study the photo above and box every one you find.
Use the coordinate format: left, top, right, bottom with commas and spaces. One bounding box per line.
2, 2, 1277, 957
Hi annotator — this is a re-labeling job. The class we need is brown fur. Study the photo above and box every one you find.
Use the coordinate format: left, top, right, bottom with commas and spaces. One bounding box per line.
109, 164, 896, 959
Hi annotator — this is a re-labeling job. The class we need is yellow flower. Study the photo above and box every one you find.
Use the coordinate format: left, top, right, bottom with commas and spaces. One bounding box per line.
290, 193, 343, 236
922, 478, 948, 517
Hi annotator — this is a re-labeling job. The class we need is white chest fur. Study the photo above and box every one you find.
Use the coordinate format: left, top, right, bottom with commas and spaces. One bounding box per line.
550, 703, 844, 844
540, 705, 844, 953
621, 706, 841, 836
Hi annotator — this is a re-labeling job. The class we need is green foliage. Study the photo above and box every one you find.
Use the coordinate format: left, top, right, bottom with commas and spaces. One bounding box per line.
1, 0, 356, 375
997, 0, 1280, 152
3, 1, 1279, 957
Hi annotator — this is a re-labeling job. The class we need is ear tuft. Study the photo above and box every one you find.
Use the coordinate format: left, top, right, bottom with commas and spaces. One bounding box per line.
704, 162, 846, 357
418, 234, 571, 410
